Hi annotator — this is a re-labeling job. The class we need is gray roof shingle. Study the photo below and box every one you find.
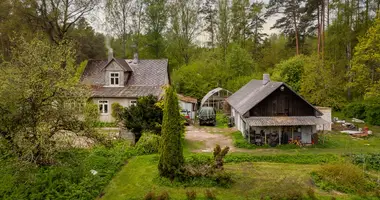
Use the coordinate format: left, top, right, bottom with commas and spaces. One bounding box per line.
226, 80, 283, 115
81, 59, 169, 98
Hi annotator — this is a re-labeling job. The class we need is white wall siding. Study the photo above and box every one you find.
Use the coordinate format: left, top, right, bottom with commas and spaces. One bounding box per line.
316, 107, 332, 131
179, 100, 196, 119
92, 97, 137, 122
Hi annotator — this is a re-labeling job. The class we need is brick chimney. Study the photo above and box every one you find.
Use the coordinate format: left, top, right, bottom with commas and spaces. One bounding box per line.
132, 52, 139, 64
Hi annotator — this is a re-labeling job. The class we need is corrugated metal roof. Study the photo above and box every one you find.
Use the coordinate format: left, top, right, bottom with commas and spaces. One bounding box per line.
245, 116, 328, 126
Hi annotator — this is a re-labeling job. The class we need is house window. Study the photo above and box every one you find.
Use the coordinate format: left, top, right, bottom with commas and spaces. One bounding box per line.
130, 100, 137, 106
99, 100, 109, 114
110, 72, 119, 86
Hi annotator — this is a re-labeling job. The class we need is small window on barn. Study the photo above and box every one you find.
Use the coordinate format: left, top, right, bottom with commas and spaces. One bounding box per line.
110, 72, 119, 86
99, 100, 109, 114
130, 100, 137, 106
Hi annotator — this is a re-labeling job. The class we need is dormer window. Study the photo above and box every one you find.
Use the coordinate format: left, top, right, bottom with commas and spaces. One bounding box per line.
110, 72, 119, 86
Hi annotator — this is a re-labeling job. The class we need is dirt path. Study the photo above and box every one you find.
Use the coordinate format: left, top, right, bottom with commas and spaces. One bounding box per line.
185, 126, 250, 152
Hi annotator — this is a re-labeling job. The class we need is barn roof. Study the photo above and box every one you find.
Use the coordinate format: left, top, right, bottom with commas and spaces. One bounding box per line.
245, 116, 328, 127
226, 79, 322, 116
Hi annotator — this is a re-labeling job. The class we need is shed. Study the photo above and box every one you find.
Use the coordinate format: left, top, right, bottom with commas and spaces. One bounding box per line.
178, 94, 197, 120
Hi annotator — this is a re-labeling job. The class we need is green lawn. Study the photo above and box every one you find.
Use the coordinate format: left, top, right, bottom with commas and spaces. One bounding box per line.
100, 155, 369, 200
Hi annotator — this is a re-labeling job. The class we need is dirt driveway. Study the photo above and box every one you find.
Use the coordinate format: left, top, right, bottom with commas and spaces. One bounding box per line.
185, 125, 249, 152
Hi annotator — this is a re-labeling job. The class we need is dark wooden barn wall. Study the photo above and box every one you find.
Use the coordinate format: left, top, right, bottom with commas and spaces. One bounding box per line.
249, 86, 315, 116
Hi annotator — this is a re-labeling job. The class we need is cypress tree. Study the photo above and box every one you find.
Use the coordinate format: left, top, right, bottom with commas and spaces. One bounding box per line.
158, 86, 184, 177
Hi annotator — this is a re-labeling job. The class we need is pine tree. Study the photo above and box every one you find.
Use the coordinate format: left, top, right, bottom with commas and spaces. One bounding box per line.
158, 86, 184, 178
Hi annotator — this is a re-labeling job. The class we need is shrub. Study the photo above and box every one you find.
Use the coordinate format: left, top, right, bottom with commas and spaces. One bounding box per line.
312, 163, 375, 193
185, 154, 212, 166
156, 191, 170, 200
135, 133, 161, 155
0, 141, 135, 200
123, 95, 163, 140
186, 190, 197, 200
216, 112, 228, 128
111, 102, 124, 122
144, 191, 155, 200
204, 189, 216, 200
350, 153, 380, 171
158, 86, 184, 178
343, 102, 366, 119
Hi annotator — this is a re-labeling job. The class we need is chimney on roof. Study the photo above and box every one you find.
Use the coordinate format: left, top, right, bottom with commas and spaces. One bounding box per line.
108, 49, 113, 62
133, 52, 139, 64
263, 74, 270, 85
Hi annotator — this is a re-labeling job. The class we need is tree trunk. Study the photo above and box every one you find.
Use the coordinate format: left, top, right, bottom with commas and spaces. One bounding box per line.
293, 13, 299, 55
317, 6, 321, 57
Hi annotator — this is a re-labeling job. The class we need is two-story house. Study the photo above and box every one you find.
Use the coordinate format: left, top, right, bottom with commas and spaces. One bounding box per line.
81, 52, 169, 122
227, 74, 329, 146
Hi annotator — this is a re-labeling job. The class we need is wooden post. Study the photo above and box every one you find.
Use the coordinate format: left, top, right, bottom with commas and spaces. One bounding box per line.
264, 129, 267, 145
278, 127, 282, 145
291, 127, 294, 141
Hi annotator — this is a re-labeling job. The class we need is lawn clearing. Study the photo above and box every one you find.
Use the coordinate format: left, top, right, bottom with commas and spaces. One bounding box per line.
100, 155, 360, 200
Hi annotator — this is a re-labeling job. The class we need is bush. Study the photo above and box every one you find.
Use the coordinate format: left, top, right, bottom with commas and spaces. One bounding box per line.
0, 141, 135, 200
123, 95, 163, 140
135, 132, 161, 155
186, 190, 197, 200
204, 189, 216, 200
312, 163, 376, 193
216, 112, 228, 128
350, 153, 380, 171
111, 102, 124, 122
343, 102, 366, 119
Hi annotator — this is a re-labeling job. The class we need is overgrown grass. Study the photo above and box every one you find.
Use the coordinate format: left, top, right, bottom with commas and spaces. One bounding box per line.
312, 163, 379, 196
0, 141, 134, 200
101, 154, 367, 200
224, 153, 340, 164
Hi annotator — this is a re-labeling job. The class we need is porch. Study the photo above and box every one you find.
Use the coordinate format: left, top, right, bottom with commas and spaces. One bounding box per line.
243, 116, 328, 146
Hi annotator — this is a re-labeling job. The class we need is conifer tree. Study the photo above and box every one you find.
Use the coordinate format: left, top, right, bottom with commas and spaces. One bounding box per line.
158, 86, 184, 178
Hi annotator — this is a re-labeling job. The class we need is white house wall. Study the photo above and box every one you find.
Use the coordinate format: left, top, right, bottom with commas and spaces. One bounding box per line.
92, 97, 137, 122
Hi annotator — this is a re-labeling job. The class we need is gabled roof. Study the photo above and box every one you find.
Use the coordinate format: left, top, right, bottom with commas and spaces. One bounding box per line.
226, 79, 322, 115
102, 58, 133, 72
81, 59, 169, 98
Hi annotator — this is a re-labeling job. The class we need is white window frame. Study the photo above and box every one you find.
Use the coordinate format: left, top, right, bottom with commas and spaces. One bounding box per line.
130, 100, 137, 106
109, 72, 120, 86
98, 100, 109, 114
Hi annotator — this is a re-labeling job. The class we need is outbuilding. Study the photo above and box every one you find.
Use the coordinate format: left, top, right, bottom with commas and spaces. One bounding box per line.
227, 74, 328, 146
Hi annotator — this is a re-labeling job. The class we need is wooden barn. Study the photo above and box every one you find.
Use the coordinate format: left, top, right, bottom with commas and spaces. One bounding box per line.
227, 74, 328, 146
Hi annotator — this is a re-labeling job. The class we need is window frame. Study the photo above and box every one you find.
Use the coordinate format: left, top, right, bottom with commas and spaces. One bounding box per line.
130, 100, 137, 106
98, 100, 109, 114
109, 72, 120, 86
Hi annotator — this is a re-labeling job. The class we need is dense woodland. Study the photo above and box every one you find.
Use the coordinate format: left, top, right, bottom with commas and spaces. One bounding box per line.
1, 0, 380, 110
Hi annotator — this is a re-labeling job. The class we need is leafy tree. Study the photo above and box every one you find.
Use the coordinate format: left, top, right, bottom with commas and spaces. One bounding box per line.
22, 0, 100, 44
158, 86, 184, 178
272, 55, 306, 92
350, 15, 380, 97
247, 1, 267, 54
0, 37, 98, 165
123, 95, 163, 139
231, 0, 250, 46
201, 0, 218, 48
111, 102, 125, 122
266, 0, 306, 55
144, 0, 168, 58
217, 0, 230, 60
